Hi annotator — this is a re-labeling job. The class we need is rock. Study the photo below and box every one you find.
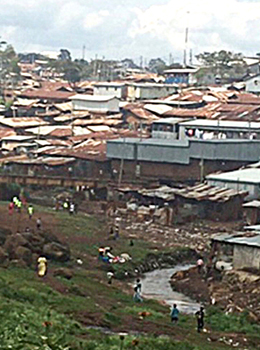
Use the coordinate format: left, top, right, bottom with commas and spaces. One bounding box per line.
0, 246, 8, 264
4, 234, 28, 258
43, 242, 70, 262
20, 232, 44, 253
0, 228, 12, 245
14, 246, 32, 266
53, 267, 73, 279
9, 259, 28, 268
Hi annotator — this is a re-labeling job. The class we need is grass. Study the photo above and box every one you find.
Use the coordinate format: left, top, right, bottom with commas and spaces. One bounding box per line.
0, 202, 258, 349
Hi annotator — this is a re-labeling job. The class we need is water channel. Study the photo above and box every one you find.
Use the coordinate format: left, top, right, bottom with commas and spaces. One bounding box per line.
141, 264, 201, 314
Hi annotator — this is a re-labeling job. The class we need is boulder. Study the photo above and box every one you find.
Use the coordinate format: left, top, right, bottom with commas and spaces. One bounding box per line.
0, 228, 12, 245
43, 242, 70, 262
20, 232, 44, 253
0, 246, 8, 264
14, 246, 33, 266
53, 267, 73, 279
9, 259, 28, 269
4, 234, 28, 258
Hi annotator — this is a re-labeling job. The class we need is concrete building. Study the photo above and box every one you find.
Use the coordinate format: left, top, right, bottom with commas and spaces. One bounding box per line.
178, 119, 260, 140
70, 95, 120, 113
244, 74, 260, 95
163, 67, 198, 84
212, 233, 260, 270
152, 118, 188, 139
207, 168, 260, 200
106, 138, 260, 182
93, 82, 128, 99
127, 83, 177, 101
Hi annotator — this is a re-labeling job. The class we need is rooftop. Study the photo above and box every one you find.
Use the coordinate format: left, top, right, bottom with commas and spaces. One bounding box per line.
70, 94, 118, 102
212, 233, 260, 248
179, 119, 260, 130
207, 168, 260, 184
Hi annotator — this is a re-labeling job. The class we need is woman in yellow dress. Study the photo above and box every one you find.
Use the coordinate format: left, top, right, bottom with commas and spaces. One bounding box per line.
37, 257, 47, 277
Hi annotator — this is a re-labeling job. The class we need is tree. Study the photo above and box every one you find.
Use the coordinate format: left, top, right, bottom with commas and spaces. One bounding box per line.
58, 49, 71, 61
148, 58, 166, 74
195, 50, 247, 83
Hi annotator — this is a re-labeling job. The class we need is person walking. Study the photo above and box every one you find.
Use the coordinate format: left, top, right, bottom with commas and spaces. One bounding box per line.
195, 306, 205, 333
197, 258, 204, 274
8, 201, 14, 215
17, 200, 22, 213
28, 204, 34, 219
133, 278, 143, 302
107, 271, 114, 285
36, 217, 42, 230
170, 304, 180, 324
69, 203, 75, 215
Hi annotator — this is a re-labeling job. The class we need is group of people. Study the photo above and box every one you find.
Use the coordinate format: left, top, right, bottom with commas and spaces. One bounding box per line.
62, 200, 78, 215
8, 196, 24, 214
98, 246, 131, 264
170, 304, 205, 333
8, 197, 42, 229
108, 225, 119, 240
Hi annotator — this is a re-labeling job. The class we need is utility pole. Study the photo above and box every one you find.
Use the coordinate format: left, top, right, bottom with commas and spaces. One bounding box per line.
118, 139, 125, 187
183, 11, 190, 67
169, 53, 173, 66
189, 49, 193, 65
140, 56, 143, 69
82, 45, 86, 61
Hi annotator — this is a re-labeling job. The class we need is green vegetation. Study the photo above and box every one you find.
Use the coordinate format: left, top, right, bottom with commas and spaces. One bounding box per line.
207, 306, 260, 335
0, 202, 258, 349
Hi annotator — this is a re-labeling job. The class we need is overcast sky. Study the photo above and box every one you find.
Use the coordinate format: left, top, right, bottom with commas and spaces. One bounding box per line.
1, 0, 260, 64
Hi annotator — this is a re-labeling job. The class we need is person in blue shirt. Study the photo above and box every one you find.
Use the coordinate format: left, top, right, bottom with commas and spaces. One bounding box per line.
170, 304, 179, 324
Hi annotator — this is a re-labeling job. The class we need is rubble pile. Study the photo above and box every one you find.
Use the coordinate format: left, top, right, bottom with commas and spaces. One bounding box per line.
212, 270, 260, 321
0, 227, 70, 267
171, 266, 260, 321
123, 219, 237, 252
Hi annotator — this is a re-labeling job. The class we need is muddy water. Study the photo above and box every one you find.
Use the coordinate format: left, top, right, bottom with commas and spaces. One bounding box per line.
141, 265, 201, 314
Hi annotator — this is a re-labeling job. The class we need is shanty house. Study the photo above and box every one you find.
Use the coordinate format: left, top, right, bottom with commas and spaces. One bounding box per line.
173, 183, 247, 221
212, 233, 260, 270
1, 135, 36, 152
243, 200, 260, 225
70, 95, 120, 113
207, 168, 260, 200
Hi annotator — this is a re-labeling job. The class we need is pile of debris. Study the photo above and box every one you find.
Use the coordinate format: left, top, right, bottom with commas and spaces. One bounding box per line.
171, 265, 260, 321
122, 219, 238, 252
0, 227, 70, 268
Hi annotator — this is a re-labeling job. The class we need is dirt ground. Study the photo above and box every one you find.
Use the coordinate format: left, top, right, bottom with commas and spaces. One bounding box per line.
1, 200, 260, 349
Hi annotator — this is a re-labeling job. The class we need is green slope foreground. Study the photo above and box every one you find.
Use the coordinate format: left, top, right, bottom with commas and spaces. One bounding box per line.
0, 203, 258, 349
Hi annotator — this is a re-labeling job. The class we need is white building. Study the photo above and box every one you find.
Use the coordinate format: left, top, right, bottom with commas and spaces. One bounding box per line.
70, 95, 120, 113
93, 82, 128, 99
127, 83, 177, 101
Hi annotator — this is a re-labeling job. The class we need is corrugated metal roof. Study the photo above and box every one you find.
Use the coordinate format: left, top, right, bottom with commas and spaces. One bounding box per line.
173, 183, 247, 202
179, 119, 260, 129
213, 233, 260, 248
70, 94, 118, 102
243, 200, 260, 208
207, 168, 260, 184
0, 117, 49, 128
19, 89, 75, 100
1, 135, 35, 141
144, 104, 173, 115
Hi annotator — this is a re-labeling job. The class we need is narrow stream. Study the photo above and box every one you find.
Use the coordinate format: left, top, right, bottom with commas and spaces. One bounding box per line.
141, 264, 201, 314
